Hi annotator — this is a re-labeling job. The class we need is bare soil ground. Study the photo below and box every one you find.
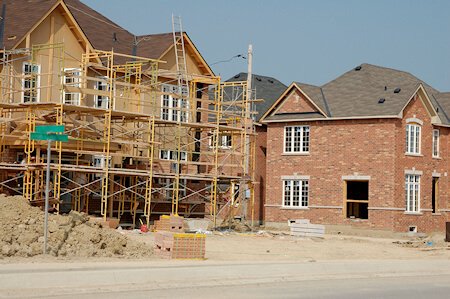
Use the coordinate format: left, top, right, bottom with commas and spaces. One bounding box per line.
125, 230, 450, 262
1, 194, 448, 264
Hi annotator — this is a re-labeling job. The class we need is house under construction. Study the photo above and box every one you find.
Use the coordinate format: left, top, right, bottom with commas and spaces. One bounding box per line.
0, 0, 257, 227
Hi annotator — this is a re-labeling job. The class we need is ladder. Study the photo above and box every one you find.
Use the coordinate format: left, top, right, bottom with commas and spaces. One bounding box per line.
171, 15, 190, 215
172, 15, 189, 91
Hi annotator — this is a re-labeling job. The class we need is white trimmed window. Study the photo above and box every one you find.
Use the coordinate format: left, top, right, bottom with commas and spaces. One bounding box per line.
161, 84, 189, 122
22, 62, 40, 103
159, 149, 187, 161
63, 68, 81, 105
405, 124, 421, 154
92, 155, 111, 178
432, 129, 439, 158
283, 179, 309, 207
284, 126, 309, 153
405, 174, 420, 212
210, 133, 232, 149
95, 76, 110, 109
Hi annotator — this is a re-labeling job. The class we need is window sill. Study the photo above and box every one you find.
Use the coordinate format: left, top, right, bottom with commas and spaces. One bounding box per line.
405, 153, 423, 157
280, 206, 309, 210
432, 156, 441, 160
432, 213, 441, 216
282, 152, 310, 156
403, 212, 423, 215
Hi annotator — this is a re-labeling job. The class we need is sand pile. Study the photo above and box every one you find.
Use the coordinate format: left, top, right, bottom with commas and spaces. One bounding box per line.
0, 195, 153, 258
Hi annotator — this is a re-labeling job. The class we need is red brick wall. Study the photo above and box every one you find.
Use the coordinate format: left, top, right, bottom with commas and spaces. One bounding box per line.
392, 93, 449, 232
264, 91, 449, 232
275, 90, 318, 114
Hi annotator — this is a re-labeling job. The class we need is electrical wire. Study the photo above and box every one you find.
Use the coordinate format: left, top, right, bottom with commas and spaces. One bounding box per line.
210, 54, 246, 66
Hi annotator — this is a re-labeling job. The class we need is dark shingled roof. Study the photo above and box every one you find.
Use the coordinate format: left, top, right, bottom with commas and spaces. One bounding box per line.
268, 63, 450, 125
1, 0, 174, 59
432, 92, 450, 124
2, 0, 56, 49
225, 73, 287, 121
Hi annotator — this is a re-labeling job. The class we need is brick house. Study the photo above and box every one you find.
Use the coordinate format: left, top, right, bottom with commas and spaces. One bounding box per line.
261, 64, 449, 233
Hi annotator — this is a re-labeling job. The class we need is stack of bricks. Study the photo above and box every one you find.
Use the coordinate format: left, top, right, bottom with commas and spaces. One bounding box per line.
154, 231, 206, 259
153, 215, 184, 232
153, 215, 206, 259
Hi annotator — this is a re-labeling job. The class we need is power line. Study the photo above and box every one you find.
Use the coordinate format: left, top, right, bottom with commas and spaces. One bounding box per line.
211, 54, 246, 66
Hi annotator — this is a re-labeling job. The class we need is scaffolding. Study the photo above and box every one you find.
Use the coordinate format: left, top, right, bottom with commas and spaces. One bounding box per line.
0, 42, 257, 228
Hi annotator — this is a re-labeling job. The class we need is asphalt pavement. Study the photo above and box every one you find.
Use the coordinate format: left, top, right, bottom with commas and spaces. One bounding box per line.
1, 259, 449, 298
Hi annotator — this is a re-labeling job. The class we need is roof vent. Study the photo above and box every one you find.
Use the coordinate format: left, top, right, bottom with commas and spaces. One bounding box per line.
268, 79, 274, 83
113, 32, 118, 42
256, 77, 262, 81
384, 86, 387, 91
378, 98, 385, 104
436, 107, 439, 113
354, 65, 362, 71
234, 74, 240, 79
394, 88, 401, 94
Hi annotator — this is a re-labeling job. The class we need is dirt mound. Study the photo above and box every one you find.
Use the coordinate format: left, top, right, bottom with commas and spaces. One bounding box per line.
0, 195, 152, 258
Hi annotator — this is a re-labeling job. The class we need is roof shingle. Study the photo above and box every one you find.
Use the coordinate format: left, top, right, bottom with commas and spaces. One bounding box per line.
269, 63, 450, 124
1, 0, 174, 60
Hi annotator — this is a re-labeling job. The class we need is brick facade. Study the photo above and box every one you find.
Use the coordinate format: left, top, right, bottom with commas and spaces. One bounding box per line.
264, 90, 449, 232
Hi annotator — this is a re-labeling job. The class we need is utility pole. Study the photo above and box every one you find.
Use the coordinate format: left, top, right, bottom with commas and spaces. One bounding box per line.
247, 45, 253, 109
242, 44, 253, 222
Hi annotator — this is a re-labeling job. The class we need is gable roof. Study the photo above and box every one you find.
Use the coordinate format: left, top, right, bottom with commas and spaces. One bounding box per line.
1, 0, 57, 49
1, 0, 213, 74
225, 73, 287, 121
263, 63, 449, 124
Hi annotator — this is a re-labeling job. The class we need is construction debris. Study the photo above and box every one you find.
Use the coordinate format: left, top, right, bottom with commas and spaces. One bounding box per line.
0, 195, 153, 258
289, 219, 325, 238
184, 218, 212, 233
393, 233, 449, 249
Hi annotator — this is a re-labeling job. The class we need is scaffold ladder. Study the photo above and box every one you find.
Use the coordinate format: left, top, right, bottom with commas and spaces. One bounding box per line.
171, 15, 190, 216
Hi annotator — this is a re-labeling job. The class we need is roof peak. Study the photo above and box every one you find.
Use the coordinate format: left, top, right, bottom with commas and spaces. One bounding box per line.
229, 72, 283, 82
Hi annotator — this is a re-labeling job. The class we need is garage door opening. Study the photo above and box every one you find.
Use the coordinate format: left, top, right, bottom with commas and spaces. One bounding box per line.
345, 181, 369, 219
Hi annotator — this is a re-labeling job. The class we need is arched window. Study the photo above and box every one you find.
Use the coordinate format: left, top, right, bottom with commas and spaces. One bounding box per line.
405, 119, 422, 155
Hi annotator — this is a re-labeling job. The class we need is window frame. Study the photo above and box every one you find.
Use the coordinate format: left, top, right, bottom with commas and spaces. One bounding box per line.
158, 178, 187, 199
209, 133, 232, 149
22, 62, 41, 103
283, 125, 310, 154
405, 123, 421, 155
94, 76, 110, 109
159, 149, 188, 162
282, 179, 309, 208
62, 68, 81, 105
405, 174, 420, 213
161, 84, 189, 123
432, 129, 439, 158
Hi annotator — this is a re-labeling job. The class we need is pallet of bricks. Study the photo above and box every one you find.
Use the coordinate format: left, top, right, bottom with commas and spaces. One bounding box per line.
153, 214, 184, 232
154, 215, 206, 259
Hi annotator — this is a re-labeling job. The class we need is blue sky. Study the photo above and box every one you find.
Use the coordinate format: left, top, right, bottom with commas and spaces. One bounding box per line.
81, 0, 450, 90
